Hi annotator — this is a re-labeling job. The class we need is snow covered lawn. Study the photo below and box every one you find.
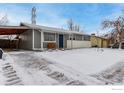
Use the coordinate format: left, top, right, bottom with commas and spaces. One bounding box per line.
36, 48, 124, 85
39, 48, 124, 74
1, 48, 124, 85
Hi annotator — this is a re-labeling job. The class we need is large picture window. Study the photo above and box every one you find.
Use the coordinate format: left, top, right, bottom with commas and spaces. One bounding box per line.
44, 32, 55, 41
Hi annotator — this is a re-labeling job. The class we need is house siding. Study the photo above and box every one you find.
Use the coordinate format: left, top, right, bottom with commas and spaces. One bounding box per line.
19, 27, 91, 50
20, 30, 33, 50
67, 40, 91, 49
34, 30, 41, 48
91, 36, 108, 48
56, 33, 59, 48
64, 34, 69, 48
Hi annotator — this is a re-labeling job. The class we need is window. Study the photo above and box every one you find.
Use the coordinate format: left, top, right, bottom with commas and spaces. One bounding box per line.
44, 32, 55, 41
76, 35, 82, 40
73, 34, 83, 41
83, 35, 91, 41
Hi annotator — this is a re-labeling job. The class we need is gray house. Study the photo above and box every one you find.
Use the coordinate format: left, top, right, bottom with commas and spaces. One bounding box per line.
20, 23, 91, 50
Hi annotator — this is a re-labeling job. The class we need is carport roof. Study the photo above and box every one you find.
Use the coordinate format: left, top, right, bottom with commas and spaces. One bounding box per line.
0, 26, 30, 35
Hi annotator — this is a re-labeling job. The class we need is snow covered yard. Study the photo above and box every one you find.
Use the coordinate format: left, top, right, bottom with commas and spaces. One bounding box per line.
1, 48, 124, 85
39, 48, 124, 75
37, 48, 124, 85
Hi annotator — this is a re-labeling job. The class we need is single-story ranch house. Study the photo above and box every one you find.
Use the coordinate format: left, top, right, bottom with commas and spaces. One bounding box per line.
0, 23, 91, 50
20, 23, 91, 50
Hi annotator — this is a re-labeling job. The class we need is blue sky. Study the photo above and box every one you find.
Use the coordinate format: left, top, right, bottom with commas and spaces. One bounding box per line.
0, 3, 124, 34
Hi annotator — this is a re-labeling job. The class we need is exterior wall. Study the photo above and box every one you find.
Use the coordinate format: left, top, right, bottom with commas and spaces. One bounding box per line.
64, 34, 69, 48
19, 29, 92, 50
41, 31, 44, 50
34, 30, 41, 49
91, 36, 108, 48
67, 40, 91, 49
20, 30, 33, 50
102, 39, 108, 48
42, 33, 69, 49
91, 36, 102, 47
43, 42, 48, 49
43, 31, 56, 49
56, 33, 59, 48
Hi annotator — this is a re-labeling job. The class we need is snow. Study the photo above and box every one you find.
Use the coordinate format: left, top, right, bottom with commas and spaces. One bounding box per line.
4, 51, 60, 85
92, 62, 124, 85
0, 60, 6, 85
38, 48, 124, 74
1, 48, 124, 85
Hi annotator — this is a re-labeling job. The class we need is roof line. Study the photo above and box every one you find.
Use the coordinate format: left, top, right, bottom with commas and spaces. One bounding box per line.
20, 22, 87, 35
0, 26, 30, 29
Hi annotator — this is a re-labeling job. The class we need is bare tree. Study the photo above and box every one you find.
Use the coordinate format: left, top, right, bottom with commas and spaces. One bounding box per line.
102, 16, 124, 49
67, 19, 74, 31
0, 14, 9, 26
67, 19, 80, 32
74, 24, 80, 32
0, 14, 15, 48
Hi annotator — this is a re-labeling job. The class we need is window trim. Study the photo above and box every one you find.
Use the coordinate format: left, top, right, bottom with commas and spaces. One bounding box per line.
43, 41, 56, 43
44, 32, 56, 42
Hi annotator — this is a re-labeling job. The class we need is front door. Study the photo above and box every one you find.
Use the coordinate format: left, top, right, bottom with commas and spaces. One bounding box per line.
59, 34, 63, 48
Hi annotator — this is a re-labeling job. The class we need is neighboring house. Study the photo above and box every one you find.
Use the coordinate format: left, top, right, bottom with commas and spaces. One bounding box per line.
91, 34, 108, 48
20, 23, 91, 50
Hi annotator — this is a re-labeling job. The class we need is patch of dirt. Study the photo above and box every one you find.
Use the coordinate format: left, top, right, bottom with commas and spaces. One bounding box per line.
47, 71, 69, 83
91, 62, 124, 85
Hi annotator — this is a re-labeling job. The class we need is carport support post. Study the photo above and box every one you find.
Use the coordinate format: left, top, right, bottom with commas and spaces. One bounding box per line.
41, 31, 44, 51
32, 29, 34, 50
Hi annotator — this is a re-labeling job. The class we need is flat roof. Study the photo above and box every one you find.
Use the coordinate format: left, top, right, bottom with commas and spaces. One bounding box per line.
21, 23, 86, 35
0, 23, 90, 36
0, 26, 30, 35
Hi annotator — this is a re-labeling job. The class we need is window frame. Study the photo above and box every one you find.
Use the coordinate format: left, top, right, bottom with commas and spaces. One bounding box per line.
44, 32, 56, 42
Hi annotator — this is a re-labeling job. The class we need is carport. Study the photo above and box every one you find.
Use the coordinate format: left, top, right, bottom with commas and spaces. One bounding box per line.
0, 26, 29, 49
